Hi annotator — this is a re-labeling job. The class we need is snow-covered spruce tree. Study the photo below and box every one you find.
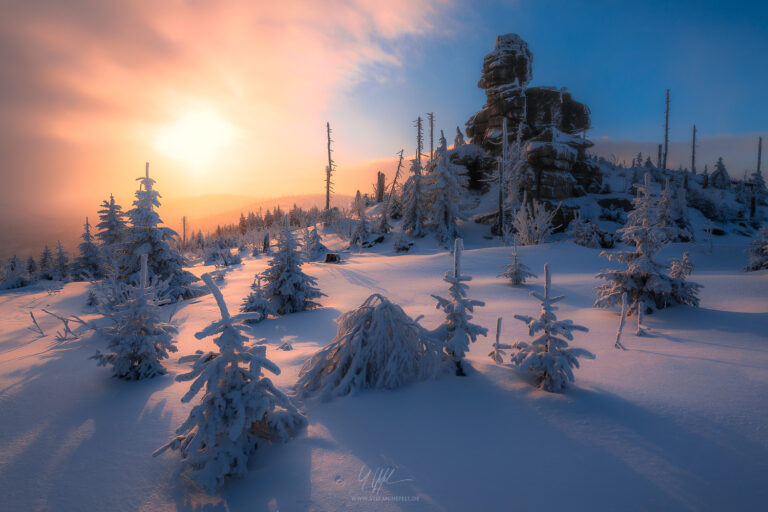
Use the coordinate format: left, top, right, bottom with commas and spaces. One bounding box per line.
203, 239, 241, 266
96, 194, 128, 261
26, 256, 37, 281
72, 217, 102, 281
510, 263, 594, 392
567, 212, 615, 249
296, 293, 445, 400
595, 174, 702, 315
124, 164, 198, 301
428, 133, 467, 246
498, 239, 537, 285
431, 238, 488, 376
709, 157, 731, 189
657, 179, 692, 242
53, 241, 70, 281
302, 224, 327, 261
349, 206, 370, 251
401, 159, 427, 237
375, 200, 391, 234
91, 254, 177, 380
0, 256, 28, 290
154, 273, 306, 493
745, 227, 768, 271
38, 245, 54, 280
669, 252, 695, 279
241, 275, 273, 321
454, 126, 465, 147
510, 195, 559, 246
263, 218, 325, 315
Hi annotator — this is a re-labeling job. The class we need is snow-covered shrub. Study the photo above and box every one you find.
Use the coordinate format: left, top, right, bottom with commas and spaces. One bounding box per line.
669, 252, 695, 279
392, 231, 412, 253
263, 219, 325, 315
510, 263, 594, 392
595, 174, 702, 315
241, 275, 273, 321
349, 209, 370, 251
431, 238, 488, 375
91, 254, 177, 380
302, 224, 327, 261
745, 227, 768, 271
0, 256, 28, 290
498, 241, 537, 285
154, 273, 305, 493
599, 205, 625, 223
567, 213, 615, 249
204, 240, 242, 266
295, 293, 445, 400
375, 201, 392, 234
510, 197, 559, 246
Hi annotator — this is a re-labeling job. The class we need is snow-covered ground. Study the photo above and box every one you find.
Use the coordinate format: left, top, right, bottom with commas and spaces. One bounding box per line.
1, 223, 767, 511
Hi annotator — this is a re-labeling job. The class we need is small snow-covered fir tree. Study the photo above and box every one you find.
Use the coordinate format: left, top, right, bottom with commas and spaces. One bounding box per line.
124, 164, 198, 301
375, 200, 391, 234
745, 227, 768, 271
595, 174, 702, 314
72, 217, 102, 280
669, 251, 695, 279
349, 206, 370, 251
454, 126, 465, 147
53, 241, 69, 281
96, 194, 128, 261
709, 157, 731, 189
498, 239, 537, 285
431, 238, 488, 376
154, 274, 305, 493
657, 179, 692, 242
428, 132, 467, 246
510, 263, 594, 392
302, 224, 327, 261
38, 245, 54, 280
91, 254, 178, 380
296, 293, 445, 400
240, 275, 273, 321
263, 218, 325, 315
401, 159, 427, 237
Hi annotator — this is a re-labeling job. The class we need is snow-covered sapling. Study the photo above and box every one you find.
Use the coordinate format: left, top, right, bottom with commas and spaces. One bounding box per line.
296, 293, 445, 400
488, 317, 512, 364
510, 196, 559, 246
240, 274, 273, 322
498, 239, 537, 285
511, 263, 594, 392
302, 224, 327, 261
154, 273, 305, 493
91, 254, 178, 380
263, 218, 325, 315
431, 238, 488, 376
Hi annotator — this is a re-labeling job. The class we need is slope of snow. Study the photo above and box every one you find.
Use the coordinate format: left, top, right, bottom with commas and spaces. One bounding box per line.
0, 222, 766, 511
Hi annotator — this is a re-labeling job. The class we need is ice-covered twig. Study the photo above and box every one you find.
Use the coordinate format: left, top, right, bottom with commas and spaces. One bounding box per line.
27, 312, 45, 337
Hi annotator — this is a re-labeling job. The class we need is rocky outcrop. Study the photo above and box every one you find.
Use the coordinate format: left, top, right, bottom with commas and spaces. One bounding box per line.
465, 34, 602, 200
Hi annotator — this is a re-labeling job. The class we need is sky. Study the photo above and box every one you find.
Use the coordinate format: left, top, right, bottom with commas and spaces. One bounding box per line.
1, 0, 766, 256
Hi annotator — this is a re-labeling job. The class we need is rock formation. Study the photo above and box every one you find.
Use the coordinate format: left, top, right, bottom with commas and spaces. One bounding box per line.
463, 34, 602, 200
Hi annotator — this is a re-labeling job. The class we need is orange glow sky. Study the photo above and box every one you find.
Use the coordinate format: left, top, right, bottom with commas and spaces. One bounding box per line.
1, 1, 453, 224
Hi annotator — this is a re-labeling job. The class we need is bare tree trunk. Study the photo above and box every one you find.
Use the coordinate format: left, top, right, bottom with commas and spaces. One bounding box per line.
326, 122, 334, 210
691, 124, 697, 175
388, 149, 405, 202
414, 117, 424, 168
657, 144, 662, 169
615, 293, 628, 350
662, 89, 670, 171
375, 172, 386, 203
427, 112, 435, 163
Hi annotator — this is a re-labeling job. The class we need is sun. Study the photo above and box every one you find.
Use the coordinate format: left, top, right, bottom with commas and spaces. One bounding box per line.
155, 107, 238, 169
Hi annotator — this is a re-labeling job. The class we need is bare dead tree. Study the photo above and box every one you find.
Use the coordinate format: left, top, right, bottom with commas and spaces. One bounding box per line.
691, 124, 697, 175
325, 122, 336, 211
27, 312, 45, 337
388, 149, 405, 202
427, 112, 435, 163
375, 171, 386, 203
414, 117, 424, 168
662, 89, 670, 171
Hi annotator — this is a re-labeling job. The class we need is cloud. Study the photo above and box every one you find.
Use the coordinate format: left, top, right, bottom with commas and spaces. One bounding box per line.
0, 0, 452, 256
